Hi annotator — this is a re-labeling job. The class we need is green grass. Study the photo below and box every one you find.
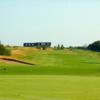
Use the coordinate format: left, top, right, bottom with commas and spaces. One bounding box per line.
0, 48, 100, 100
0, 75, 100, 100
0, 48, 100, 76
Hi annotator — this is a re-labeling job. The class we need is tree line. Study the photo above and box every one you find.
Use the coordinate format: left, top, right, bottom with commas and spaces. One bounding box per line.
54, 40, 100, 52
68, 40, 100, 52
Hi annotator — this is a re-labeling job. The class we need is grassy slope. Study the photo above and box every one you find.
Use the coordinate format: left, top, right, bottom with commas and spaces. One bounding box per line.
0, 48, 100, 100
0, 47, 100, 76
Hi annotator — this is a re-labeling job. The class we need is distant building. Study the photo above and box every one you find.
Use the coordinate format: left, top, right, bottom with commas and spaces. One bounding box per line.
23, 42, 51, 48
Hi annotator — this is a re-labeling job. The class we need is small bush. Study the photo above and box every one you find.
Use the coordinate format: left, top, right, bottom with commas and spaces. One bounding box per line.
0, 44, 11, 56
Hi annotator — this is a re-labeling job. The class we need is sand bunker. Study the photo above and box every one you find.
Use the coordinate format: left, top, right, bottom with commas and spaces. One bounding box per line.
0, 57, 34, 65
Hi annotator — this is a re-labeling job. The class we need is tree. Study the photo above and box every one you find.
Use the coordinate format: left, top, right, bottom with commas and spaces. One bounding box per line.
61, 44, 64, 50
87, 40, 100, 52
57, 44, 60, 50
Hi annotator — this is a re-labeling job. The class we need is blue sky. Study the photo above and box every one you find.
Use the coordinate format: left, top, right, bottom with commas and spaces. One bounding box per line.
0, 0, 100, 46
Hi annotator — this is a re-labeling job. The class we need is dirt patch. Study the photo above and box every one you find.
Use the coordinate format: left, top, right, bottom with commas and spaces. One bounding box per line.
0, 57, 35, 65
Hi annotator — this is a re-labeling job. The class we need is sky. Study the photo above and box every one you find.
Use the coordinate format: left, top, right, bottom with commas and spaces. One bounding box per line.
0, 0, 100, 46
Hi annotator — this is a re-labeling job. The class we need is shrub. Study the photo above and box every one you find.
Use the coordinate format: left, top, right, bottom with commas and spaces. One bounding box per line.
0, 44, 11, 56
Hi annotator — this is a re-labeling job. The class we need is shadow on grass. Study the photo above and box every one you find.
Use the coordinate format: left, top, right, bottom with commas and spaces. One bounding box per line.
81, 62, 100, 64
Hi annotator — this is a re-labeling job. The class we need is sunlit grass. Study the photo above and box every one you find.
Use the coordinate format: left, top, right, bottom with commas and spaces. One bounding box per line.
0, 75, 100, 100
0, 48, 100, 100
0, 48, 100, 76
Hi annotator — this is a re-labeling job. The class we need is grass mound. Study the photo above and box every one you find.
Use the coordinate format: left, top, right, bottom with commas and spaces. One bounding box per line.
0, 47, 100, 76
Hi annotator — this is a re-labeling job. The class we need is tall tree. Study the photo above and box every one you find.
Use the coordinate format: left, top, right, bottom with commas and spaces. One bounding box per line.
61, 44, 64, 50
57, 44, 60, 50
